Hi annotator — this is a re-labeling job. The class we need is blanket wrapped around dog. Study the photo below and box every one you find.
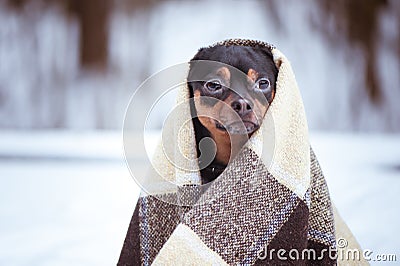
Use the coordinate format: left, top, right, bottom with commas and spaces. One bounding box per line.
118, 39, 368, 265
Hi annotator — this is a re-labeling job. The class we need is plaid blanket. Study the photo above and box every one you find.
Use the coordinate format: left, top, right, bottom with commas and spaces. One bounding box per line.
118, 39, 368, 265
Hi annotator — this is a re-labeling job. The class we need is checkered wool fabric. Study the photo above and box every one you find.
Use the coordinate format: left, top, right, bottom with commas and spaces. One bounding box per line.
118, 39, 368, 266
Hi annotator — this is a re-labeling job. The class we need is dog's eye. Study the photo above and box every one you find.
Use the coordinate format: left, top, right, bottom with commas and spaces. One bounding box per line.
205, 80, 222, 92
256, 78, 271, 92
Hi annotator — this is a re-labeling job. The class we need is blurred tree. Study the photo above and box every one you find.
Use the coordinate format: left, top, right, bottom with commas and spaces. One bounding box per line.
312, 0, 390, 104
67, 0, 110, 70
7, 0, 111, 70
7, 0, 162, 71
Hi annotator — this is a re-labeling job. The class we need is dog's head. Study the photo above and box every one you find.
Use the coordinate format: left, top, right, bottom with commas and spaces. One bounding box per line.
187, 45, 278, 137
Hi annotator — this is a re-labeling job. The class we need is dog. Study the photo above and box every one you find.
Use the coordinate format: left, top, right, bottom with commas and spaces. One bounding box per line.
187, 44, 278, 184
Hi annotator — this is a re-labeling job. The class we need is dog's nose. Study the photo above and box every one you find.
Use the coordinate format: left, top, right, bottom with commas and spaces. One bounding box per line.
231, 98, 252, 115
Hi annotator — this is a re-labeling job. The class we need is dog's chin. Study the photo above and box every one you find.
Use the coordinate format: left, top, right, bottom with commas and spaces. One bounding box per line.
215, 120, 259, 135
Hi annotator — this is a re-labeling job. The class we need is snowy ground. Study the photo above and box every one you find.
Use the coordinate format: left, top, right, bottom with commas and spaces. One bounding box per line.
0, 130, 399, 265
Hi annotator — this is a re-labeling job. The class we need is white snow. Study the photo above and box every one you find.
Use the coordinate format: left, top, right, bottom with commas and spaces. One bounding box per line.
0, 130, 399, 265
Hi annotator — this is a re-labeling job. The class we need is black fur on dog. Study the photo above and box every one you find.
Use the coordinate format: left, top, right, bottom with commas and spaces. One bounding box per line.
187, 45, 278, 184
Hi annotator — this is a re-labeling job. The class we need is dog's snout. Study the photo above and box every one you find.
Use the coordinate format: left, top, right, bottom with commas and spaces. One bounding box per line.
231, 98, 252, 115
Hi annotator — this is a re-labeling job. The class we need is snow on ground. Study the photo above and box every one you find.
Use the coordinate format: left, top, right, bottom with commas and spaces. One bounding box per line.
0, 130, 399, 265
310, 132, 400, 264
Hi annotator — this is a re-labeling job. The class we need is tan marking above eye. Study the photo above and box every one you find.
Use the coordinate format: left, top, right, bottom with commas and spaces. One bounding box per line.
247, 68, 259, 82
216, 67, 231, 86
